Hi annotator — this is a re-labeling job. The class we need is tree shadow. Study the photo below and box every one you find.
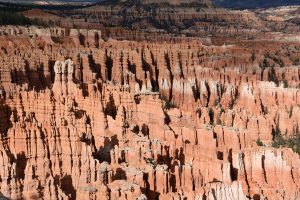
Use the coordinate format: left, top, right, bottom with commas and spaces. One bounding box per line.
157, 146, 172, 166
141, 124, 149, 136
105, 56, 113, 81
56, 174, 76, 200
112, 168, 127, 181
93, 136, 119, 164
228, 149, 238, 181
142, 173, 160, 200
11, 67, 50, 91
105, 94, 117, 119
0, 104, 13, 137
175, 147, 185, 165
0, 192, 9, 200
15, 151, 27, 180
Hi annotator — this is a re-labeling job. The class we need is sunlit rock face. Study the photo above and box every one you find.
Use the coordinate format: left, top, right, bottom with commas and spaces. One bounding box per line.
0, 18, 299, 200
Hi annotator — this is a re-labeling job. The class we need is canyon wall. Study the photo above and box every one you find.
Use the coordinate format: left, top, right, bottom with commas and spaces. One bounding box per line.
0, 26, 299, 200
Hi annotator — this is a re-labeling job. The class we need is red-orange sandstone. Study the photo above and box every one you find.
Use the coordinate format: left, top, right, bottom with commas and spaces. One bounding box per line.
0, 24, 299, 200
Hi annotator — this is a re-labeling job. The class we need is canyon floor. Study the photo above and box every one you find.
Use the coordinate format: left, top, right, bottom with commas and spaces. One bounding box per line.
0, 1, 299, 200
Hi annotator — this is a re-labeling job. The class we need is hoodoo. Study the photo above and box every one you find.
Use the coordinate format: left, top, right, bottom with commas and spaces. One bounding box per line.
0, 0, 299, 199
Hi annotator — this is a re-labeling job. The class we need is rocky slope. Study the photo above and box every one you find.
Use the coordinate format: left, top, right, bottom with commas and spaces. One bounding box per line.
19, 1, 300, 46
0, 25, 299, 200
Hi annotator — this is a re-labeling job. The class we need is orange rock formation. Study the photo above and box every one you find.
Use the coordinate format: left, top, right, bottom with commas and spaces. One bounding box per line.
0, 23, 299, 200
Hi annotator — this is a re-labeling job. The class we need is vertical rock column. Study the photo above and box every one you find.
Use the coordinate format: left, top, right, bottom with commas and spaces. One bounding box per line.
53, 59, 75, 96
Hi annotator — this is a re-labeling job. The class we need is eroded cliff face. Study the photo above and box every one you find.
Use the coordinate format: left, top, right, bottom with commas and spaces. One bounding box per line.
0, 26, 299, 200
22, 3, 300, 44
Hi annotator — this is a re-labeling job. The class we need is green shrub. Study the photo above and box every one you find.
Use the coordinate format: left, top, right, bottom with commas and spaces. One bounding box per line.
286, 136, 300, 154
256, 139, 264, 146
0, 11, 31, 25
269, 67, 279, 86
164, 100, 176, 110
272, 126, 285, 148
259, 56, 270, 70
283, 79, 289, 88
161, 93, 176, 110
0, 10, 54, 27
272, 126, 300, 155
220, 107, 225, 115
262, 105, 268, 115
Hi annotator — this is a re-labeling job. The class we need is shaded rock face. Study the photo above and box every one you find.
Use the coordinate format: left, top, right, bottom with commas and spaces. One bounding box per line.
102, 0, 213, 5
21, 1, 300, 45
0, 26, 299, 200
213, 0, 300, 8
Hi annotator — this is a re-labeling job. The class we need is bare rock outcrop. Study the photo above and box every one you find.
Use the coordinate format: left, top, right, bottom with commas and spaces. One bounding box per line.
0, 25, 299, 200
